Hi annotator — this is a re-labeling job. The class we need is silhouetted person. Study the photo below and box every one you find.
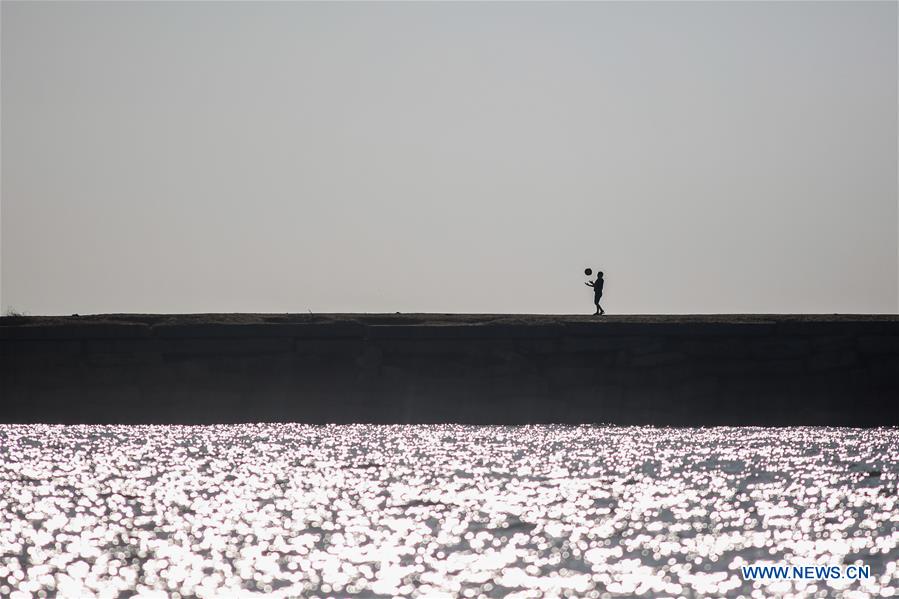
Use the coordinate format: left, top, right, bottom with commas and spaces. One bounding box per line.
585, 271, 605, 315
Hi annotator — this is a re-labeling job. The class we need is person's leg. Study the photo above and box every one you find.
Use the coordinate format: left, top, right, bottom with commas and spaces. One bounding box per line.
593, 300, 599, 316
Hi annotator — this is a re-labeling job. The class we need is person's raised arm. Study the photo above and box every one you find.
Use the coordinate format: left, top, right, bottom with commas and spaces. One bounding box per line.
585, 281, 594, 287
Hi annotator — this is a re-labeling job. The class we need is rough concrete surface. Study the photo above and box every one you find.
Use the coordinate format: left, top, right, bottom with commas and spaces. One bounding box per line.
2, 314, 897, 425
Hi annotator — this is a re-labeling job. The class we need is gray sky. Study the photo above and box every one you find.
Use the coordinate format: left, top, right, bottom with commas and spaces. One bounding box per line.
2, 1, 896, 315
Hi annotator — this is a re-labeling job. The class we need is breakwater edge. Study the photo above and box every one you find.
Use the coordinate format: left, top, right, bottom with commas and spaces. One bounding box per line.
2, 313, 897, 425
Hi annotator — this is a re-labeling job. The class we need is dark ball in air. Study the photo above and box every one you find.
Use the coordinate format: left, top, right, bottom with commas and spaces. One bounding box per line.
584, 268, 592, 276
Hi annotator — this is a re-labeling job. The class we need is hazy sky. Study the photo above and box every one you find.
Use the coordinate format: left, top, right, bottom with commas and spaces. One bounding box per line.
2, 1, 896, 315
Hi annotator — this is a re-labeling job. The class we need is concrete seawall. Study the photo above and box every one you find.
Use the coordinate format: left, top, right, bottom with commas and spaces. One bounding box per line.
2, 314, 897, 425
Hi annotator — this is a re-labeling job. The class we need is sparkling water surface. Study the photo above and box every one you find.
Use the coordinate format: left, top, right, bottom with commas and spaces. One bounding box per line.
0, 425, 896, 598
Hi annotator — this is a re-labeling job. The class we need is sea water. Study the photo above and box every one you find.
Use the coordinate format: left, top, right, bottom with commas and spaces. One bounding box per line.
0, 425, 896, 598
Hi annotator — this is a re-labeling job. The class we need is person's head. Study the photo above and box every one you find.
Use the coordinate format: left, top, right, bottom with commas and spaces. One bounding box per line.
598, 271, 604, 278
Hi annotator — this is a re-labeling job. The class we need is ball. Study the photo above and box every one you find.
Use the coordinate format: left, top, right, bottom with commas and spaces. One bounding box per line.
584, 268, 592, 276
